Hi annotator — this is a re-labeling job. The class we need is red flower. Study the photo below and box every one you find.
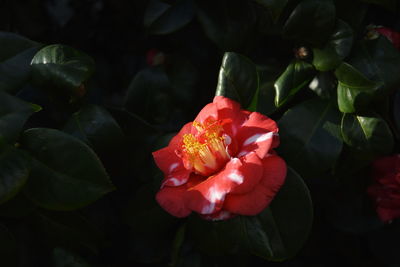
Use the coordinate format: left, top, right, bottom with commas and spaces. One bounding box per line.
152, 96, 287, 220
367, 155, 400, 223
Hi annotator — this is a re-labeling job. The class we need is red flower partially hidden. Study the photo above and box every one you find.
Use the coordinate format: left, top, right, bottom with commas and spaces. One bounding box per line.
368, 155, 400, 223
366, 25, 400, 50
152, 96, 287, 220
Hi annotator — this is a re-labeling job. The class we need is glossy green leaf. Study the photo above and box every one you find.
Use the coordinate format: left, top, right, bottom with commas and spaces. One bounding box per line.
21, 128, 115, 210
63, 104, 125, 154
308, 71, 337, 99
0, 91, 39, 143
144, 0, 195, 35
0, 31, 39, 61
253, 0, 288, 23
347, 36, 400, 94
31, 44, 95, 97
312, 20, 353, 71
335, 62, 381, 113
0, 47, 40, 93
215, 52, 259, 108
197, 1, 257, 51
53, 247, 90, 267
257, 81, 277, 115
283, 0, 336, 45
278, 98, 343, 178
341, 113, 394, 154
0, 223, 17, 267
274, 60, 315, 107
243, 167, 313, 261
0, 143, 30, 204
124, 67, 172, 124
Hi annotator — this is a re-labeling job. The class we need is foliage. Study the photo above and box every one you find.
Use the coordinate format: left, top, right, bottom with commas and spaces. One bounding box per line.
0, 0, 399, 266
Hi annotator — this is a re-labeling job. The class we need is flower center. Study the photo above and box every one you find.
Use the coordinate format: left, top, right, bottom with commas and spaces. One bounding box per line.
182, 119, 230, 175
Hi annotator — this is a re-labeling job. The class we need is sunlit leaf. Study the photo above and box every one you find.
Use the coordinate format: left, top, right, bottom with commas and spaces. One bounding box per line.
215, 52, 259, 109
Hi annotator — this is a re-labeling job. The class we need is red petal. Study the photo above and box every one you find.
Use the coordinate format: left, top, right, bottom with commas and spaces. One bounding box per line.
230, 152, 264, 194
156, 185, 192, 218
223, 155, 287, 216
168, 122, 194, 148
376, 207, 400, 223
152, 146, 181, 175
184, 157, 246, 215
213, 96, 249, 137
194, 102, 218, 124
235, 112, 278, 159
152, 146, 191, 187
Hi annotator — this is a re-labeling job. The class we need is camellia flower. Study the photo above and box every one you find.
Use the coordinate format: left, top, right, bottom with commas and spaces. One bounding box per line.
367, 155, 400, 223
152, 96, 287, 220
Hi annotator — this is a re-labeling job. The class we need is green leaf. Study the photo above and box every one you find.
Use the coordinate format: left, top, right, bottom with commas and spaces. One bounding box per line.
0, 91, 39, 143
124, 67, 172, 124
312, 20, 353, 71
144, 0, 195, 35
53, 247, 91, 267
347, 36, 400, 94
0, 31, 39, 61
21, 128, 115, 210
63, 104, 125, 154
0, 47, 40, 93
0, 223, 17, 267
278, 98, 343, 178
215, 52, 259, 108
274, 60, 315, 107
283, 0, 336, 45
31, 44, 95, 97
257, 81, 277, 115
196, 1, 257, 51
335, 62, 381, 113
0, 143, 30, 204
253, 0, 288, 23
242, 167, 313, 261
341, 113, 394, 155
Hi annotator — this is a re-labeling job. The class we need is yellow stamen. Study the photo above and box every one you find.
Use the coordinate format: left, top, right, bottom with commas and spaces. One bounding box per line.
182, 120, 230, 174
